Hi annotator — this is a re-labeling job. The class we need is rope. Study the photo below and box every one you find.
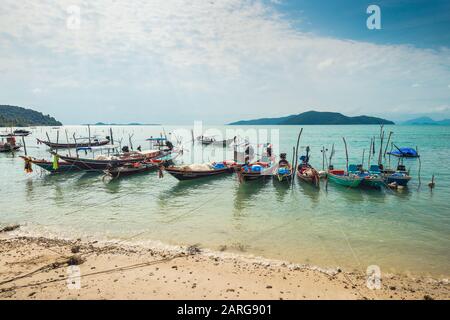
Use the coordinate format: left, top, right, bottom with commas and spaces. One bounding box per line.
0, 253, 187, 294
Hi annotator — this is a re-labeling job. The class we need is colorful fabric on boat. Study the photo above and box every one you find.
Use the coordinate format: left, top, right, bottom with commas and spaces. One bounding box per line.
213, 163, 225, 169
251, 165, 262, 172
52, 154, 60, 170
278, 167, 289, 175
24, 157, 33, 173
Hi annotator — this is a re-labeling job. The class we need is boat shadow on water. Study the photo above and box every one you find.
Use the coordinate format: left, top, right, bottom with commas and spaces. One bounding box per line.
157, 174, 234, 207
297, 181, 320, 204
233, 178, 270, 212
272, 178, 292, 202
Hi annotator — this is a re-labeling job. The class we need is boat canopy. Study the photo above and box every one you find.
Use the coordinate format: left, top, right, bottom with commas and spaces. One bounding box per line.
146, 137, 167, 141
388, 147, 419, 157
76, 144, 120, 152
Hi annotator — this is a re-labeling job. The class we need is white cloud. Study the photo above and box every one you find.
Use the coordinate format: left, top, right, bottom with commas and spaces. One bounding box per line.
317, 58, 335, 71
0, 0, 449, 123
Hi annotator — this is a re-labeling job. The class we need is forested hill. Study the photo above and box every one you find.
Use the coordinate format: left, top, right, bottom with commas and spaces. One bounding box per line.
229, 111, 394, 125
0, 105, 62, 127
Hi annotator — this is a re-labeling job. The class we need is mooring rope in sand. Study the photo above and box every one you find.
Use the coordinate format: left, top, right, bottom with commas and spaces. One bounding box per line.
0, 253, 188, 294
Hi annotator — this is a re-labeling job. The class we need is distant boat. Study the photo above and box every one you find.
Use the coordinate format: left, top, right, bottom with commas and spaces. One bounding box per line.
164, 161, 236, 181
0, 135, 21, 153
13, 129, 31, 136
196, 135, 235, 147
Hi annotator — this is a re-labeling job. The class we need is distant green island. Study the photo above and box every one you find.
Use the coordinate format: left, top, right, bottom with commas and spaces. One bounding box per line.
91, 122, 161, 126
402, 117, 450, 125
0, 105, 62, 127
229, 111, 395, 125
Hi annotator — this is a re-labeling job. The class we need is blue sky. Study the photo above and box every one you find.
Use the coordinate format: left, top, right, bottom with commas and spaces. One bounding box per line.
0, 0, 449, 124
272, 0, 450, 48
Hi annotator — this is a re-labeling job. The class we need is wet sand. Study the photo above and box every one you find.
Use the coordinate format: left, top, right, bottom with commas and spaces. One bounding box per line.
0, 233, 448, 300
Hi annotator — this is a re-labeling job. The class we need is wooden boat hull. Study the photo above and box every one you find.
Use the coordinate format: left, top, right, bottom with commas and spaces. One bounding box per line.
37, 138, 110, 149
327, 172, 364, 188
0, 145, 20, 153
384, 174, 411, 186
165, 167, 233, 181
57, 154, 146, 171
361, 176, 384, 188
273, 165, 293, 182
20, 156, 80, 173
104, 164, 157, 178
297, 168, 320, 188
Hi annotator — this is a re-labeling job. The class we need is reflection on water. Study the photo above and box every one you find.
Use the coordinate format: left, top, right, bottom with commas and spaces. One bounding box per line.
233, 179, 270, 213
297, 181, 320, 204
272, 178, 292, 202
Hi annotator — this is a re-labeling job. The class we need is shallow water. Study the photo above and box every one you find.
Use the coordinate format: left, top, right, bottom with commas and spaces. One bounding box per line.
1, 124, 449, 278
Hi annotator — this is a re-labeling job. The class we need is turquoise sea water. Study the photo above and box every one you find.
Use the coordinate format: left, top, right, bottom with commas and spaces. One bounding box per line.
1, 125, 449, 278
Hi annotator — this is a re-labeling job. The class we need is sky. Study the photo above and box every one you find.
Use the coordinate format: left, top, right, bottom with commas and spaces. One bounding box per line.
0, 0, 449, 124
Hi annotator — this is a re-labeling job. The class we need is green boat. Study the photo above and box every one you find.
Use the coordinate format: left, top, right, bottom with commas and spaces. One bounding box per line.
327, 169, 364, 188
348, 164, 384, 189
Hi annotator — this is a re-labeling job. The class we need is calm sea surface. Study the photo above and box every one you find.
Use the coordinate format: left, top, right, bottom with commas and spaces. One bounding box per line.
1, 125, 449, 278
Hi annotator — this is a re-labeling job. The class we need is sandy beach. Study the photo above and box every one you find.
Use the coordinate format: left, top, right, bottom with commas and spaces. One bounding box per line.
0, 229, 448, 300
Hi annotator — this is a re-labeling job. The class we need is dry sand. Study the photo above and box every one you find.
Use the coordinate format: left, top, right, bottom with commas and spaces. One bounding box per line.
0, 233, 448, 300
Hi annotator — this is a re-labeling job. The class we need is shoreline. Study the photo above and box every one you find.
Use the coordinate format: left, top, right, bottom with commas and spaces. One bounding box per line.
0, 230, 448, 300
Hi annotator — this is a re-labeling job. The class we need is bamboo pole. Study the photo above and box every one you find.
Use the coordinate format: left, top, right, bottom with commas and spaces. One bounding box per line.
321, 146, 325, 171
378, 130, 384, 165
368, 138, 373, 169
65, 129, 71, 156
342, 137, 349, 173
384, 131, 393, 158
109, 128, 114, 145
21, 136, 27, 155
56, 130, 59, 154
361, 149, 365, 168
88, 125, 91, 147
291, 128, 303, 186
329, 143, 335, 168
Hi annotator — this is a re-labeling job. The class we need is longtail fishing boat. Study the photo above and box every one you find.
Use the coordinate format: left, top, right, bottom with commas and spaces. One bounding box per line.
55, 148, 165, 171
36, 137, 110, 149
103, 162, 158, 178
273, 153, 293, 182
164, 161, 236, 181
197, 135, 235, 147
297, 147, 320, 188
327, 168, 365, 188
104, 151, 181, 179
382, 164, 412, 187
348, 164, 384, 189
238, 144, 275, 182
20, 155, 81, 173
0, 135, 21, 152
